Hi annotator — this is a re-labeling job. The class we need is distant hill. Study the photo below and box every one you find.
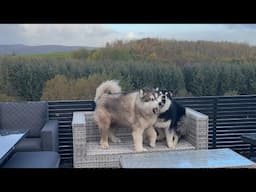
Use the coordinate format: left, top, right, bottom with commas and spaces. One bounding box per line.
99, 38, 256, 65
0, 44, 98, 55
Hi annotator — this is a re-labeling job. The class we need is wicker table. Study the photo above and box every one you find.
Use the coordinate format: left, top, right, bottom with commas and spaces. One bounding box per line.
120, 148, 256, 168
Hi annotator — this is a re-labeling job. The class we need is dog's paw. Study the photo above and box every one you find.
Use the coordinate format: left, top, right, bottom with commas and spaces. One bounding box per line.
100, 141, 109, 149
100, 144, 109, 149
111, 137, 121, 143
149, 142, 156, 148
167, 141, 175, 149
135, 147, 148, 152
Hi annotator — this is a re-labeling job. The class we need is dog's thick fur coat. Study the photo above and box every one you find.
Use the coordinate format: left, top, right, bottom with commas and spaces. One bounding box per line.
155, 90, 187, 148
94, 80, 160, 152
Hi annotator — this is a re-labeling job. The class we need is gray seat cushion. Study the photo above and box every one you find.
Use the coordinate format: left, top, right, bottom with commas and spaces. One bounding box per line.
3, 151, 60, 168
14, 138, 41, 152
0, 102, 47, 137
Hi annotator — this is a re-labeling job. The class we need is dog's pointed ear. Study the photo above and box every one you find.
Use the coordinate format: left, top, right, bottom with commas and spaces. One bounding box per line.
139, 89, 144, 98
169, 91, 173, 97
155, 87, 159, 92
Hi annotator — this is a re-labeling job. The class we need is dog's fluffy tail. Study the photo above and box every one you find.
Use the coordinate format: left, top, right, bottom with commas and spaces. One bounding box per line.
94, 80, 122, 102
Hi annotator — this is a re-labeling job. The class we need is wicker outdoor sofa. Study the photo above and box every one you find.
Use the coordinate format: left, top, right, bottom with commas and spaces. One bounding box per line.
72, 108, 209, 168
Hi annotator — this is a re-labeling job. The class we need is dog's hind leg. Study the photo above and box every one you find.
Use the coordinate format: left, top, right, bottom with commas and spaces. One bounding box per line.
132, 127, 148, 152
165, 128, 175, 149
156, 128, 166, 141
95, 111, 111, 149
144, 126, 157, 148
109, 127, 121, 143
172, 131, 179, 148
98, 119, 110, 149
99, 126, 110, 149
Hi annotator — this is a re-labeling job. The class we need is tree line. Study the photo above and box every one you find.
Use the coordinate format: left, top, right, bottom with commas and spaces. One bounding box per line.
1, 39, 256, 101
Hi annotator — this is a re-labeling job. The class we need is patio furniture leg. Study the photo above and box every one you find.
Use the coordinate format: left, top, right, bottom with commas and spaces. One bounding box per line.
250, 144, 255, 158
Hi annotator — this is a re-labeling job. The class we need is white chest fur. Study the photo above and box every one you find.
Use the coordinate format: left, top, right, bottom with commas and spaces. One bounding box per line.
155, 119, 171, 129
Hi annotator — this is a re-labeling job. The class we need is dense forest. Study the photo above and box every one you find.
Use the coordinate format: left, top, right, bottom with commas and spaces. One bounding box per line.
1, 38, 256, 102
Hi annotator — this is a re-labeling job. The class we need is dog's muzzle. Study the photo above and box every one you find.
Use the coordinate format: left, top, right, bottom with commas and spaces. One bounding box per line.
158, 95, 166, 107
153, 107, 159, 114
158, 102, 163, 107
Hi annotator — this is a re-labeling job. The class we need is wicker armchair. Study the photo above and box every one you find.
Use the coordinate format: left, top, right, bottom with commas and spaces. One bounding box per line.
72, 108, 208, 168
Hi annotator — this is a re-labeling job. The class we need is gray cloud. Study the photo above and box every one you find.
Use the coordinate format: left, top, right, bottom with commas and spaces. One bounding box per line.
0, 24, 122, 47
21, 24, 122, 47
224, 24, 256, 30
1, 24, 256, 47
153, 24, 256, 46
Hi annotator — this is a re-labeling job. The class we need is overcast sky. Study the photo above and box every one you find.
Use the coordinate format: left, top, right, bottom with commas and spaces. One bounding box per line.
1, 24, 256, 47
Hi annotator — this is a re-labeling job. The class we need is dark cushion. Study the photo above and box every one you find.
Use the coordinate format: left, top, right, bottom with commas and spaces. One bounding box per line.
2, 151, 60, 168
41, 120, 59, 151
14, 138, 41, 152
0, 102, 47, 137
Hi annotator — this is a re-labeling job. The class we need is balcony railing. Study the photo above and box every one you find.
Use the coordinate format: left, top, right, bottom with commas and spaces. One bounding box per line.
2, 94, 256, 167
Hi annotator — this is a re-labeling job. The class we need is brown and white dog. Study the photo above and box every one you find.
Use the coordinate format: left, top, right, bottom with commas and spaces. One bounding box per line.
94, 80, 161, 152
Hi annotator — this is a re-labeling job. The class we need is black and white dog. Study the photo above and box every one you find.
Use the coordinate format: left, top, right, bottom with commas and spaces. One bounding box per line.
154, 89, 187, 148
